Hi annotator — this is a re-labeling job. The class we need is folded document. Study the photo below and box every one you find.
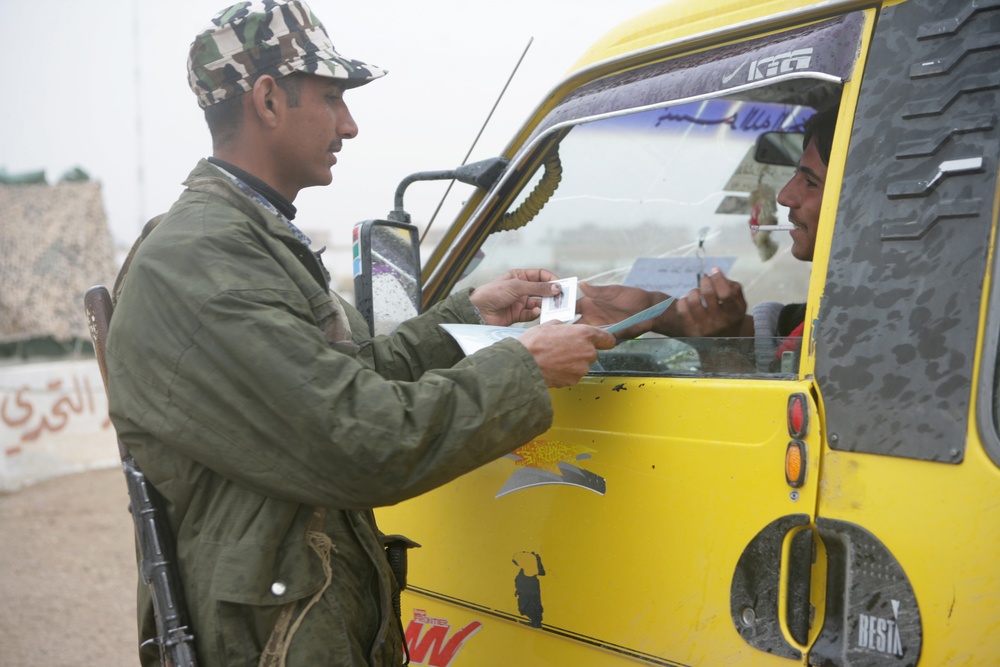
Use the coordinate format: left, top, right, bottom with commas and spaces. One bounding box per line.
440, 297, 675, 356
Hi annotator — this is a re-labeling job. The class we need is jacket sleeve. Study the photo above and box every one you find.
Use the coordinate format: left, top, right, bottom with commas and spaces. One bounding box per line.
111, 282, 553, 510
352, 290, 485, 381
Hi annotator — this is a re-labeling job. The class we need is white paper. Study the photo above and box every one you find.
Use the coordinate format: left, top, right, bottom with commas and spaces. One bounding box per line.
623, 257, 736, 296
439, 323, 527, 355
440, 296, 675, 356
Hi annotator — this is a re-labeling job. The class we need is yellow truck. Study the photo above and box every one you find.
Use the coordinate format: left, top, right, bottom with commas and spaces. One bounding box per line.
361, 0, 1000, 664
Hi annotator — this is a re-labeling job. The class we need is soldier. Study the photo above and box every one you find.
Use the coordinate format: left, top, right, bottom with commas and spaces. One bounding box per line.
105, 1, 615, 665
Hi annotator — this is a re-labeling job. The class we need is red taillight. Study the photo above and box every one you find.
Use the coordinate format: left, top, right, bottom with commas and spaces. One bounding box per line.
787, 393, 808, 439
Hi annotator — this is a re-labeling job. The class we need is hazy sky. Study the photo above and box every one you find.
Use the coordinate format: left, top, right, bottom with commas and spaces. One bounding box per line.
2, 0, 666, 252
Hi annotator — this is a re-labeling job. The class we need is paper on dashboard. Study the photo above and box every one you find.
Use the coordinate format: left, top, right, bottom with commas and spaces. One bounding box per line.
440, 296, 675, 356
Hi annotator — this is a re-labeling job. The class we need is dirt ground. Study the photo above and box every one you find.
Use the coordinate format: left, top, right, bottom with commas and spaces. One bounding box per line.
0, 467, 138, 666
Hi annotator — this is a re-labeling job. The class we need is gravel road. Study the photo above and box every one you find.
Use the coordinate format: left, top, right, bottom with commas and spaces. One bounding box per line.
0, 467, 137, 666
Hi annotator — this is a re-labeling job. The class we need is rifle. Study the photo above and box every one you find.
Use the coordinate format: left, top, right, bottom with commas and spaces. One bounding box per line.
84, 285, 199, 667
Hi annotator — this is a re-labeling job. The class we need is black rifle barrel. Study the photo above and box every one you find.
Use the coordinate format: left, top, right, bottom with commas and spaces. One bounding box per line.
85, 286, 199, 667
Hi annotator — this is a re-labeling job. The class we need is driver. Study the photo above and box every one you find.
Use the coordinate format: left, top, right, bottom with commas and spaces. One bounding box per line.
578, 106, 838, 370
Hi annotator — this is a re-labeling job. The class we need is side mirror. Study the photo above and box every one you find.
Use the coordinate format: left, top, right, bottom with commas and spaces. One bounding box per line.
353, 219, 422, 337
754, 131, 804, 167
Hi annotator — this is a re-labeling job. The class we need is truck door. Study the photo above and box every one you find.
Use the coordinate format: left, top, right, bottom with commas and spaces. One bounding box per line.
377, 9, 878, 666
809, 1, 1000, 664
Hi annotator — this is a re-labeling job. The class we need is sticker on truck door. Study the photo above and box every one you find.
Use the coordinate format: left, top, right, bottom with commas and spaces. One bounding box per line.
496, 439, 606, 497
404, 609, 482, 667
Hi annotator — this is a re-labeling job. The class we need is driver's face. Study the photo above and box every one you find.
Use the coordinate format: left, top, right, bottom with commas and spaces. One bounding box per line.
777, 137, 827, 262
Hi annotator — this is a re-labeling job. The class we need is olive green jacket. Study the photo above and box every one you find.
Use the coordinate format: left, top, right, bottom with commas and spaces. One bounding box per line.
106, 160, 553, 666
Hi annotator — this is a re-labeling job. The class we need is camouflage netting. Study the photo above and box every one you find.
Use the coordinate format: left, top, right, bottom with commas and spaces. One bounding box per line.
0, 181, 117, 343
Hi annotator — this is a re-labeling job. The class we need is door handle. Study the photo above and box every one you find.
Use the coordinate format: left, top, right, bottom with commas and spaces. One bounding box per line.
730, 513, 811, 659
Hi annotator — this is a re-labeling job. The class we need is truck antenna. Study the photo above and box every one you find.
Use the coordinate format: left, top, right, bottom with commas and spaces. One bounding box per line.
420, 37, 534, 245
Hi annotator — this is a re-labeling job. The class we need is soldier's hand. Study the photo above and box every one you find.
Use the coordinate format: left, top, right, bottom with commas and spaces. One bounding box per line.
470, 269, 561, 326
517, 323, 616, 388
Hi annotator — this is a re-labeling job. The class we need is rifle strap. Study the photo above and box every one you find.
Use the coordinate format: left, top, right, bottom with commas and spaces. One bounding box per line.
258, 507, 333, 667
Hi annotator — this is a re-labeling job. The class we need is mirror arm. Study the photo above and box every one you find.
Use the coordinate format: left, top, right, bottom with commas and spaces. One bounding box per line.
390, 170, 456, 224
388, 157, 510, 225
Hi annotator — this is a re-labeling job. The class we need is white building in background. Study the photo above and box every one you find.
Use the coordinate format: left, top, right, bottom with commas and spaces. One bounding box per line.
1, 176, 118, 492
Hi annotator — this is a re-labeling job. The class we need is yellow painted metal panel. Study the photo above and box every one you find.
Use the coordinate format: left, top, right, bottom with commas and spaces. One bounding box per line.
406, 0, 1000, 664
379, 376, 821, 665
813, 443, 1000, 661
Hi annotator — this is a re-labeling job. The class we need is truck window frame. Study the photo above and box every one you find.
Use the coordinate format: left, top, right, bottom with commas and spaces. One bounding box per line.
430, 13, 868, 380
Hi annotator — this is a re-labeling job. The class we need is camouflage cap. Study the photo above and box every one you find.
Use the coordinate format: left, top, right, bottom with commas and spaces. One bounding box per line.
188, 0, 386, 109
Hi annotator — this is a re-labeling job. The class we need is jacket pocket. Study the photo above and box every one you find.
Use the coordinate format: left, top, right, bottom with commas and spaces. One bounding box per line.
215, 598, 291, 667
210, 542, 326, 607
210, 542, 326, 667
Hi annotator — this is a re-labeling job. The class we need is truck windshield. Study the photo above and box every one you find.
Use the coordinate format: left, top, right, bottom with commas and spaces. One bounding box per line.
451, 96, 823, 377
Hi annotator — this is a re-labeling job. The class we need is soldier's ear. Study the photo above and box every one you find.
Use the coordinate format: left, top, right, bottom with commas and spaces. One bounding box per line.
251, 76, 281, 128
